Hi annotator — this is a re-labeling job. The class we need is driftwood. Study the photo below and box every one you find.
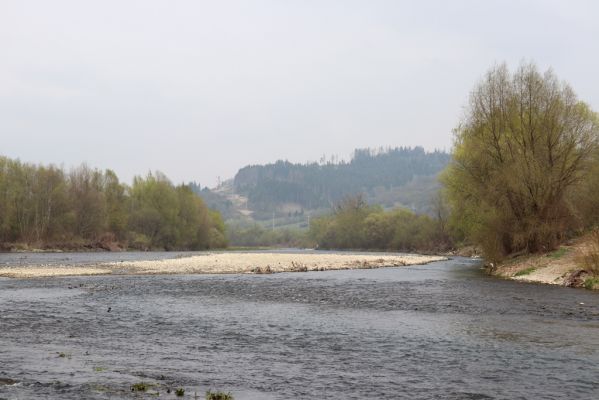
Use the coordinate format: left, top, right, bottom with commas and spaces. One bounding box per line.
563, 269, 589, 288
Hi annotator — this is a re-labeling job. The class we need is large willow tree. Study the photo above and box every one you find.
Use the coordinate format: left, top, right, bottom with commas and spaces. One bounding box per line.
444, 63, 599, 261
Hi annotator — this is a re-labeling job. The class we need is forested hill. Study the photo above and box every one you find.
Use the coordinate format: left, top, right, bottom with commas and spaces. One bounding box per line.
233, 147, 450, 213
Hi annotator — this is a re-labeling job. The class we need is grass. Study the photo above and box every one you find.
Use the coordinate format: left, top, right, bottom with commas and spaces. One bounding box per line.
548, 247, 568, 259
571, 229, 599, 290
93, 366, 106, 372
175, 388, 185, 397
131, 382, 149, 392
206, 390, 234, 400
514, 266, 536, 276
576, 229, 599, 278
584, 277, 599, 290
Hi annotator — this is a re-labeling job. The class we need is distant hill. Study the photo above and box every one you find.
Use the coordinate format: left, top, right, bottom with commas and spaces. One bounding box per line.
192, 147, 450, 226
233, 147, 449, 213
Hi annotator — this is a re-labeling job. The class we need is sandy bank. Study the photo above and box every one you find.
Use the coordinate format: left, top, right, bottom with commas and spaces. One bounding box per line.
494, 235, 598, 289
0, 267, 112, 278
0, 252, 446, 278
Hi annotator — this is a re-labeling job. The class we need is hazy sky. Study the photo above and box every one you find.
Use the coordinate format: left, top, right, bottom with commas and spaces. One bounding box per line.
2, 1, 598, 187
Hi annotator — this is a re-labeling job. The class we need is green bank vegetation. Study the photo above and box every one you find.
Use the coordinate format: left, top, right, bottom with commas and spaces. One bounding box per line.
309, 194, 452, 252
514, 266, 536, 277
0, 159, 226, 251
309, 62, 599, 277
205, 390, 234, 400
549, 247, 569, 259
576, 229, 599, 287
4, 61, 599, 283
130, 382, 150, 392
443, 63, 599, 270
226, 222, 307, 247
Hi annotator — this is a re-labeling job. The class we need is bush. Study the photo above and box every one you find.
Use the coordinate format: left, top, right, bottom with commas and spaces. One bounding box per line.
206, 390, 234, 400
309, 195, 452, 252
131, 382, 148, 392
576, 230, 599, 276
584, 277, 599, 290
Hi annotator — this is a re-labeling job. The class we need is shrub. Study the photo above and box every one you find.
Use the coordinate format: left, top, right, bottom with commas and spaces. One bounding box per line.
576, 230, 599, 276
175, 387, 185, 397
584, 277, 599, 290
131, 382, 148, 392
206, 390, 234, 400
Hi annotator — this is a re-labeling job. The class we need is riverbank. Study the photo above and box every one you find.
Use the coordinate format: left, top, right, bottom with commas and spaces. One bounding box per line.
0, 252, 446, 278
493, 234, 599, 289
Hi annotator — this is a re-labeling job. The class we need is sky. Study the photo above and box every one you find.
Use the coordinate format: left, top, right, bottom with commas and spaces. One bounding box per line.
1, 0, 598, 187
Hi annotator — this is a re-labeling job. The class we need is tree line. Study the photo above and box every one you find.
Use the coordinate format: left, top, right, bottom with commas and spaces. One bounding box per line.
233, 147, 449, 212
226, 223, 306, 248
309, 195, 452, 252
0, 157, 226, 251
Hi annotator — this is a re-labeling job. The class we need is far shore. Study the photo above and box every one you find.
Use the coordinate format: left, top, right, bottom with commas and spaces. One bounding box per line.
0, 252, 446, 279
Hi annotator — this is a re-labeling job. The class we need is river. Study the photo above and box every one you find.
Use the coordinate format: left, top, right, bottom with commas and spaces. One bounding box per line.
0, 254, 598, 399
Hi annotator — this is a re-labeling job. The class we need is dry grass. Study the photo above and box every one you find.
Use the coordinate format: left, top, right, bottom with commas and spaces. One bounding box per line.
575, 229, 599, 276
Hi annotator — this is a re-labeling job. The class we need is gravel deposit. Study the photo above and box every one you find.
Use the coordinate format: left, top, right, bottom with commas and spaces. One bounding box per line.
0, 252, 446, 278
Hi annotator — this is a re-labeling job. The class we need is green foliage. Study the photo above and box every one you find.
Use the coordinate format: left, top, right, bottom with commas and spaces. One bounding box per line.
175, 387, 185, 396
131, 382, 148, 392
0, 156, 227, 250
443, 63, 599, 262
584, 277, 599, 290
548, 247, 568, 259
514, 267, 536, 276
309, 195, 452, 252
205, 390, 234, 400
226, 222, 306, 247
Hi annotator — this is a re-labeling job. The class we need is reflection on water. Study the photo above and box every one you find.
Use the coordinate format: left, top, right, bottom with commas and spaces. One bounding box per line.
0, 256, 598, 399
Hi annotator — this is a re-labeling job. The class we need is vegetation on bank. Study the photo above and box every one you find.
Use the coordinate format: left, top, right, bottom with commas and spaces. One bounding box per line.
0, 157, 226, 251
226, 222, 307, 247
309, 194, 452, 253
575, 229, 599, 288
206, 390, 234, 400
4, 61, 599, 289
308, 62, 599, 289
442, 62, 599, 264
490, 231, 599, 289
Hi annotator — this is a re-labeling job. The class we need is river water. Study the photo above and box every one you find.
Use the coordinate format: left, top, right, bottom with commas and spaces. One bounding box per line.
0, 254, 598, 399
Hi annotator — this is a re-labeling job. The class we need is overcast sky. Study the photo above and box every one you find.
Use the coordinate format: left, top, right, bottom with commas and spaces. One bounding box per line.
1, 1, 598, 187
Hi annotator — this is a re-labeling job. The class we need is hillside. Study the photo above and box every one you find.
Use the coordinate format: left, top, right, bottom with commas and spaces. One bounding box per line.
193, 147, 450, 228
